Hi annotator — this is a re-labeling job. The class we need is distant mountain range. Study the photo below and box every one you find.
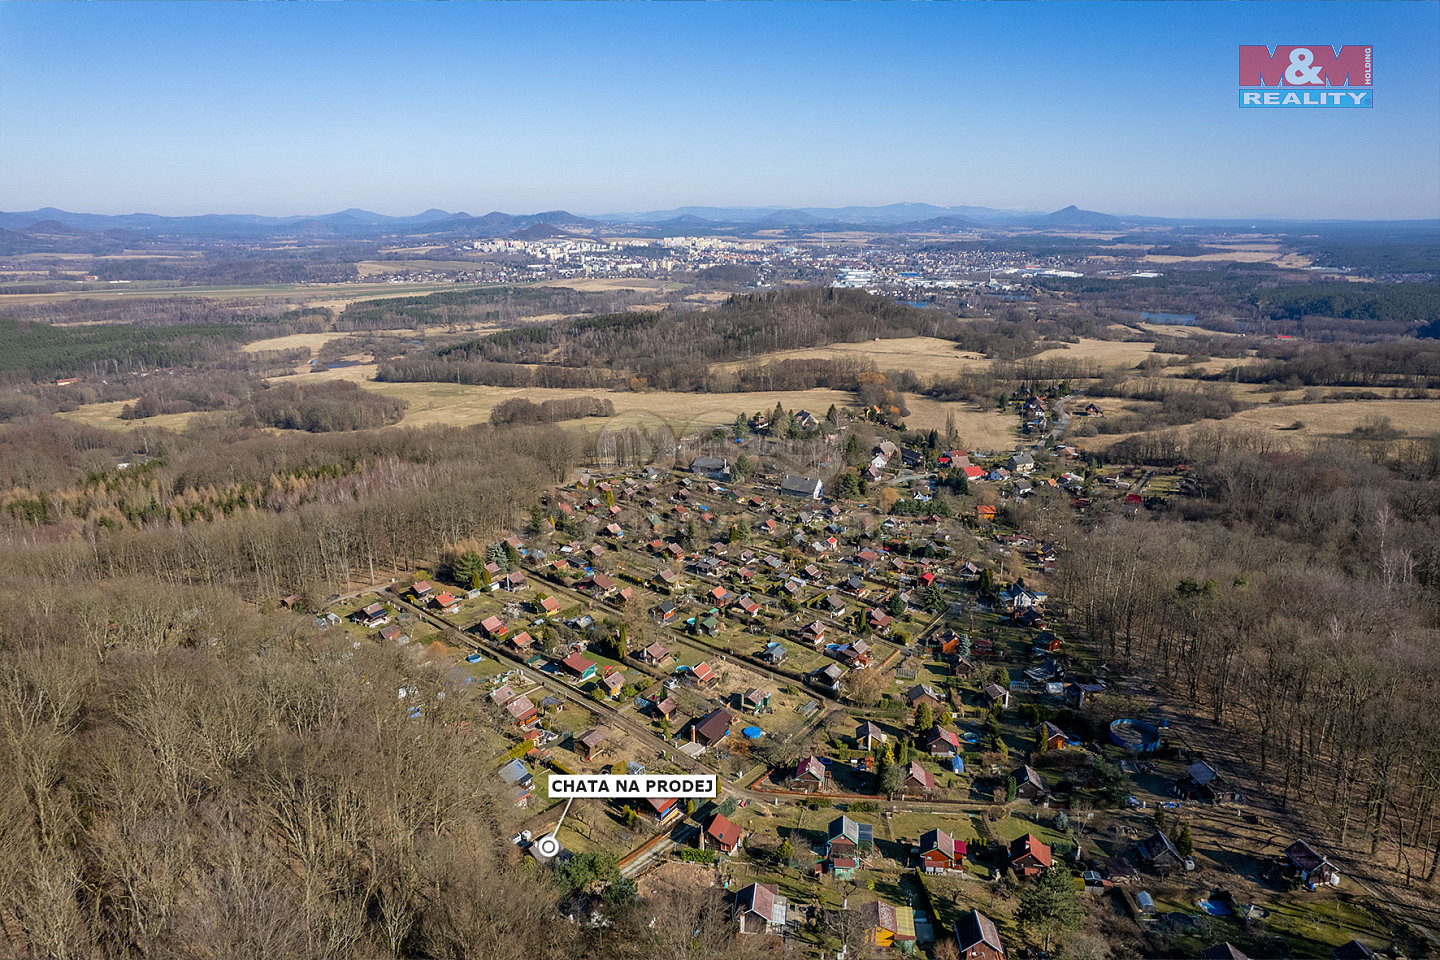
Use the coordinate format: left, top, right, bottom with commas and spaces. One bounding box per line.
1, 204, 1434, 254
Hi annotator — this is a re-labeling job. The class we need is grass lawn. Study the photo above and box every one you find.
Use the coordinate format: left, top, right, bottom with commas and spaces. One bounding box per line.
883, 811, 983, 846
1261, 892, 1395, 954
455, 655, 515, 682
987, 813, 1074, 852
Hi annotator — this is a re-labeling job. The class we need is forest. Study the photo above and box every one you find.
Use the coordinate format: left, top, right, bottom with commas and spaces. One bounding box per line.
0, 317, 253, 381
0, 578, 767, 960
0, 421, 576, 597
379, 288, 970, 392
1056, 427, 1440, 887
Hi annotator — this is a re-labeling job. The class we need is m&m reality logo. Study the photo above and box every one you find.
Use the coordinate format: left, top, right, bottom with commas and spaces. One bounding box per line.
1239, 45, 1372, 108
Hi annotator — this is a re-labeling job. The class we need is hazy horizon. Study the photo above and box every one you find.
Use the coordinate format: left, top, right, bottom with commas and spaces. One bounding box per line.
5, 200, 1440, 226
2, 1, 1437, 220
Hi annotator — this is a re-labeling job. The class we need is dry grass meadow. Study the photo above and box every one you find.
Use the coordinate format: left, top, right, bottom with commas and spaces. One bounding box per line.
56, 369, 1021, 448
711, 336, 991, 378
1231, 398, 1440, 438
240, 332, 352, 355
56, 401, 207, 433
1029, 337, 1172, 367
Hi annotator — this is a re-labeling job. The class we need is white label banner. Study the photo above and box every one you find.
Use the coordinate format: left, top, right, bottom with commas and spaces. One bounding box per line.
547, 775, 717, 798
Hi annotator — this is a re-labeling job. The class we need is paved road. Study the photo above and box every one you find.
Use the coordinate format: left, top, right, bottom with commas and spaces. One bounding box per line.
1049, 395, 1071, 442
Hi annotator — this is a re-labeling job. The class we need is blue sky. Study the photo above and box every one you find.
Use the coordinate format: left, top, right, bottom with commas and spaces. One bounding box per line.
1, 1, 1436, 220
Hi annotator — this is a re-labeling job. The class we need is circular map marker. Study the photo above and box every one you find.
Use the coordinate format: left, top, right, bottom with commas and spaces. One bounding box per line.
533, 834, 561, 858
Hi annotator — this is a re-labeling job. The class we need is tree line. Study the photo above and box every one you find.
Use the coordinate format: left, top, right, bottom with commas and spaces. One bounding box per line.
379, 288, 963, 393
489, 395, 615, 425
336, 285, 664, 333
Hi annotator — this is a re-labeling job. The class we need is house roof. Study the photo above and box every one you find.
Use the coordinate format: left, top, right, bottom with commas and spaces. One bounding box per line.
561, 652, 595, 674
795, 756, 826, 782
693, 709, 733, 744
1187, 760, 1221, 786
919, 828, 962, 861
863, 899, 901, 936
926, 726, 960, 749
1284, 840, 1331, 873
857, 721, 885, 740
1017, 765, 1049, 792
692, 661, 715, 683
906, 683, 941, 705
744, 688, 769, 705
905, 760, 935, 790
735, 882, 785, 925
643, 642, 670, 659
828, 815, 860, 845
1010, 833, 1053, 867
578, 728, 606, 749
506, 695, 536, 720
644, 796, 677, 814
780, 475, 822, 496
1139, 830, 1182, 863
955, 909, 1005, 955
709, 814, 743, 848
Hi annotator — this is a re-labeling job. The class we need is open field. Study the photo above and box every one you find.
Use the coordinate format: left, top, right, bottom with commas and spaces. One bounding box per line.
354, 259, 488, 277
542, 277, 677, 293
1158, 357, 1252, 376
1030, 337, 1172, 368
712, 336, 990, 379
370, 383, 859, 431
1144, 247, 1313, 269
1135, 322, 1243, 339
55, 400, 207, 432
899, 395, 1018, 445
241, 331, 351, 354
56, 365, 1019, 447
1076, 397, 1440, 454
1231, 398, 1440, 438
